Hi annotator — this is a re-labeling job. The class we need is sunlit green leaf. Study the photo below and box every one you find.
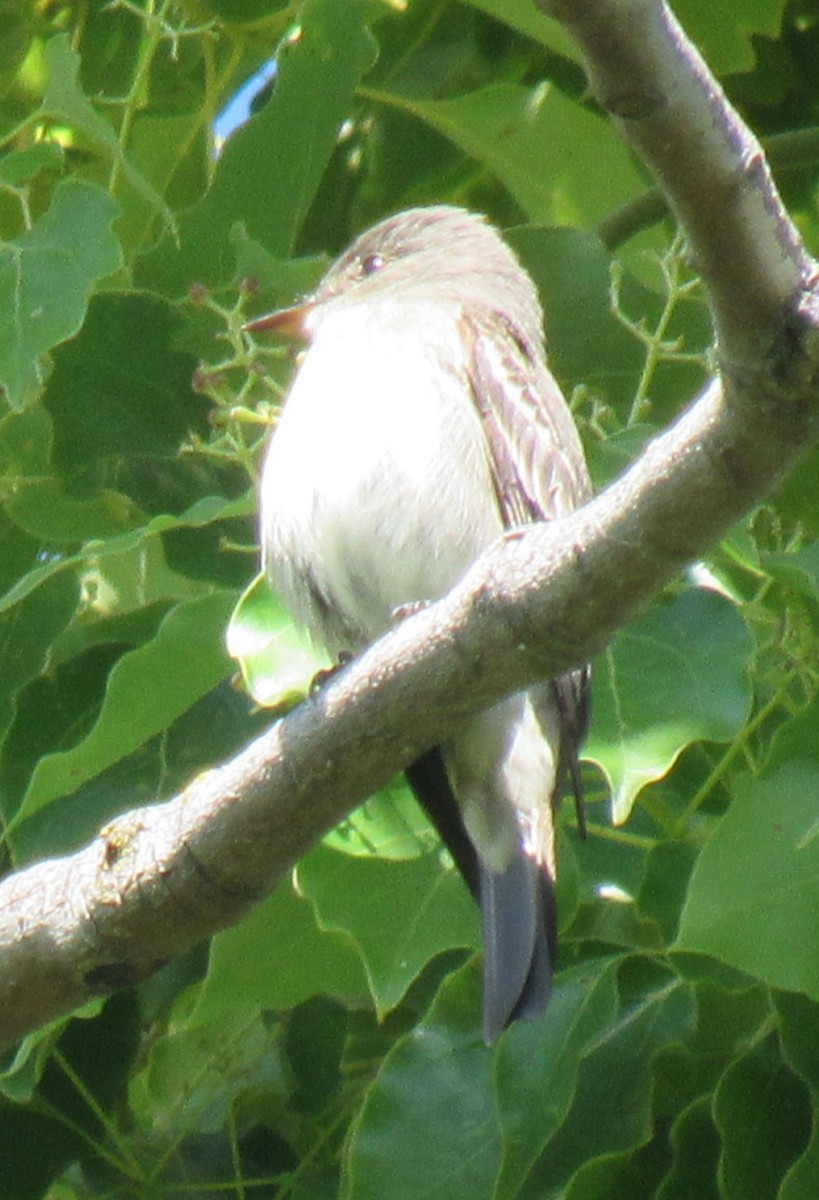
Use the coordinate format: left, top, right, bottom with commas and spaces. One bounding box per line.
368, 80, 645, 227
587, 588, 753, 824
226, 571, 327, 707
324, 776, 439, 861
677, 764, 819, 998
40, 35, 176, 236
297, 844, 478, 1016
0, 494, 251, 616
12, 591, 237, 828
137, 0, 376, 293
0, 180, 121, 409
195, 874, 368, 1020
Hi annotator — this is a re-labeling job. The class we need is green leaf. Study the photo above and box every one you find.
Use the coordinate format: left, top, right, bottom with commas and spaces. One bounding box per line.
129, 1006, 288, 1137
779, 1115, 819, 1200
713, 1036, 811, 1199
494, 960, 621, 1197
637, 842, 699, 946
673, 0, 787, 74
0, 493, 251, 617
5, 480, 145, 543
519, 967, 695, 1197
43, 291, 207, 472
0, 568, 79, 755
137, 0, 376, 293
297, 844, 478, 1017
325, 776, 440, 861
11, 591, 237, 829
0, 142, 63, 187
767, 693, 819, 777
774, 446, 819, 537
677, 764, 819, 998
344, 963, 498, 1200
0, 620, 167, 828
509, 226, 646, 409
510, 225, 710, 423
587, 589, 753, 824
464, 0, 787, 77
775, 990, 819, 1092
227, 572, 327, 707
656, 1096, 722, 1200
229, 223, 326, 301
40, 34, 176, 236
0, 180, 121, 409
763, 541, 819, 604
371, 80, 645, 227
461, 0, 579, 61
0, 1, 34, 99
195, 874, 368, 1021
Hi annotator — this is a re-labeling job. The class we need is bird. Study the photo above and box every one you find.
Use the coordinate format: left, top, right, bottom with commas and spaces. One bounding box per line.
246, 205, 591, 1041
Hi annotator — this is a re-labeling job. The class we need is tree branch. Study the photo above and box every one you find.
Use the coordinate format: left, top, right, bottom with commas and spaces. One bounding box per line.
2, 0, 819, 1054
538, 0, 817, 354
598, 127, 819, 250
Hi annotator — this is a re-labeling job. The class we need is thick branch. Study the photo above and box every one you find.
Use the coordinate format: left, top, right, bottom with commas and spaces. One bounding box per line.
2, 0, 819, 1053
538, 0, 818, 359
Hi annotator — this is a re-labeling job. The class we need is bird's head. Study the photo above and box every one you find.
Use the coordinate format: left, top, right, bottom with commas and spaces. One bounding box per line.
245, 205, 544, 354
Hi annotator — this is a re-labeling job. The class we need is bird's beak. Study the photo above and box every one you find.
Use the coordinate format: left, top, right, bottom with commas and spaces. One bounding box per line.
244, 300, 314, 342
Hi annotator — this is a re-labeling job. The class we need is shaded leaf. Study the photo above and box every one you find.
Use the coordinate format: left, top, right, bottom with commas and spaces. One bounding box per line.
343, 964, 498, 1200
461, 0, 578, 61
776, 990, 819, 1092
656, 1096, 722, 1200
714, 1036, 811, 1200
0, 569, 79, 758
44, 292, 208, 472
519, 967, 695, 1197
494, 959, 621, 1196
40, 35, 175, 234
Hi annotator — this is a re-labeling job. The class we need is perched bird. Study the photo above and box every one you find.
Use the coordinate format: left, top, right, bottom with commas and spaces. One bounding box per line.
247, 206, 591, 1040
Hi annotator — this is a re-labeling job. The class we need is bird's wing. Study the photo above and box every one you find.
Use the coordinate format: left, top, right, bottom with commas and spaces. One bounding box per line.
461, 312, 590, 527
461, 308, 592, 830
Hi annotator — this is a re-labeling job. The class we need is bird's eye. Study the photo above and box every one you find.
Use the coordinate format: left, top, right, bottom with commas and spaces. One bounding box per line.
361, 253, 385, 276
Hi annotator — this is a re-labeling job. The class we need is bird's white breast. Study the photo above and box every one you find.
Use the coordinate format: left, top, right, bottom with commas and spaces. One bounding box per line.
260, 298, 502, 653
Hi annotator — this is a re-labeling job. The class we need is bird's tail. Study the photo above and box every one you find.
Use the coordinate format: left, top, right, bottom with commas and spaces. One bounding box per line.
406, 748, 557, 1042
480, 853, 557, 1042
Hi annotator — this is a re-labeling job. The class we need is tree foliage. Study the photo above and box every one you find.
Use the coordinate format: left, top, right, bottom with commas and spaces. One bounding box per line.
1, 0, 819, 1196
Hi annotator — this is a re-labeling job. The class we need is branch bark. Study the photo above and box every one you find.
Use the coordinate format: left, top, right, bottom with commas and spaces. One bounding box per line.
2, 0, 819, 1054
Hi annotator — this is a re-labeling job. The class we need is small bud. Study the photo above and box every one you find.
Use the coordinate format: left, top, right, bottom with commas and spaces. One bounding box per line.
188, 282, 210, 304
